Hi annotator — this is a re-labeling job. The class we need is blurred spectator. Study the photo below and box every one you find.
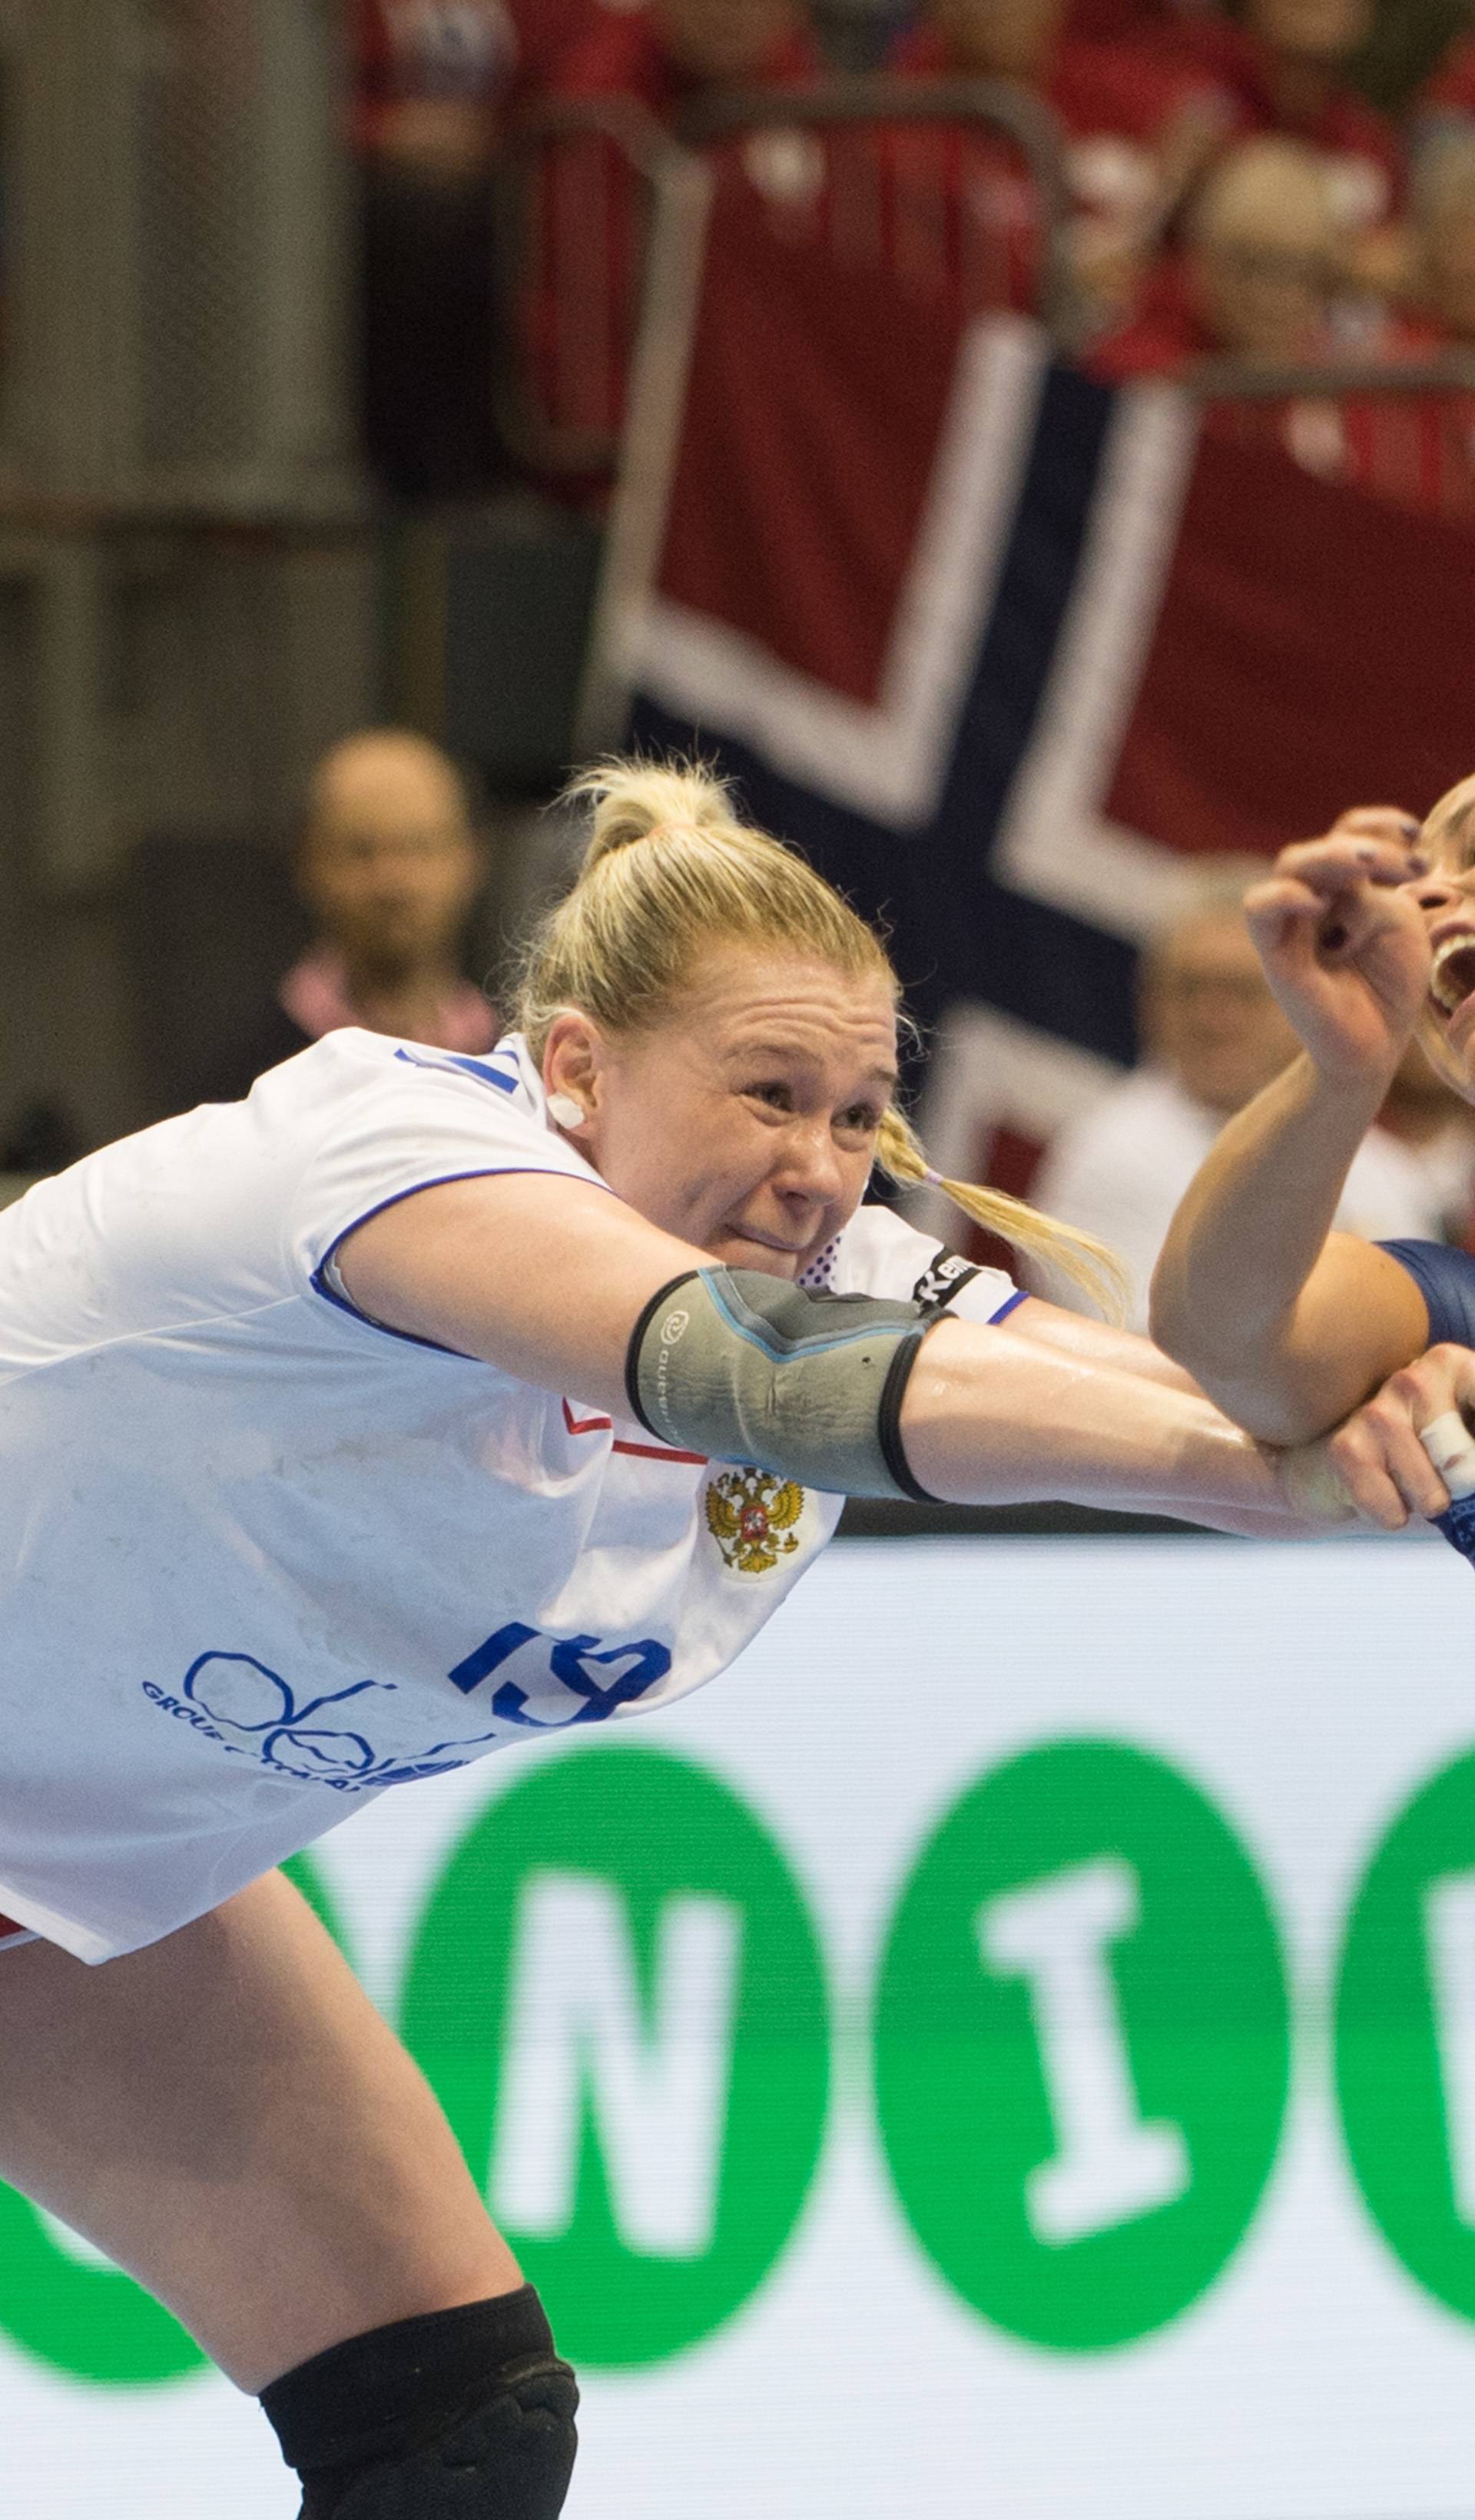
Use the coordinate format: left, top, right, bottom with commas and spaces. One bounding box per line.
351, 0, 594, 498
887, 0, 1228, 321
1091, 131, 1475, 517
1091, 136, 1340, 373
555, 0, 822, 118
1408, 129, 1475, 343
1105, 131, 1475, 522
1030, 864, 1450, 1325
210, 731, 497, 1101
1154, 0, 1403, 231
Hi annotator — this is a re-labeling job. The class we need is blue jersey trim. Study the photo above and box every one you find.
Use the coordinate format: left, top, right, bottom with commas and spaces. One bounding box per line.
989, 1287, 1029, 1326
1377, 1238, 1475, 1347
311, 1166, 614, 1358
702, 1269, 919, 1361
393, 1046, 520, 1095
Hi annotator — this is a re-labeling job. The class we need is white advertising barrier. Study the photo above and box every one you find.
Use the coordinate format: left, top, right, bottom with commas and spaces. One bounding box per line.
8, 1533, 1475, 2518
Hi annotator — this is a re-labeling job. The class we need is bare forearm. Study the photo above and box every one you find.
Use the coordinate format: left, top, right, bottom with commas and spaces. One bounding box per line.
1009, 1296, 1204, 1392
898, 1321, 1328, 1534
1148, 1056, 1393, 1439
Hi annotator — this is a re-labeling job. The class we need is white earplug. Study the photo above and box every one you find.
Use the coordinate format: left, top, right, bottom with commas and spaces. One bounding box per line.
548, 1093, 585, 1132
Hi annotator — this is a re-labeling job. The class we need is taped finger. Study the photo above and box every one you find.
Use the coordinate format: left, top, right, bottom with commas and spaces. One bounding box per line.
1420, 1409, 1475, 1501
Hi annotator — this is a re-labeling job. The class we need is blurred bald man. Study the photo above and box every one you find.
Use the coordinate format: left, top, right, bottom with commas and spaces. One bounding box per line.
212, 731, 496, 1100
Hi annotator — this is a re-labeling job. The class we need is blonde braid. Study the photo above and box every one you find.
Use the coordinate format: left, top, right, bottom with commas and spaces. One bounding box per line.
875, 1108, 1130, 1325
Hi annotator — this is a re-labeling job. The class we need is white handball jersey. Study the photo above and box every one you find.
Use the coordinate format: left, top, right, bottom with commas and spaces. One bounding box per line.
0, 1033, 1023, 1960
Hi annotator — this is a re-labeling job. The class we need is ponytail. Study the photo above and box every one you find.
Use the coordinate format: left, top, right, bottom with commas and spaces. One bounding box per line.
876, 1108, 1129, 1325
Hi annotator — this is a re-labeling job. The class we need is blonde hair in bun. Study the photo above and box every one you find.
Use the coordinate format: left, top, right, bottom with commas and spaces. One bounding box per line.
515, 758, 1127, 1317
570, 759, 738, 868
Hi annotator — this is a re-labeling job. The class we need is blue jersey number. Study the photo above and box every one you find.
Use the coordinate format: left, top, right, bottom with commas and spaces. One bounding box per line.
448, 1621, 673, 1729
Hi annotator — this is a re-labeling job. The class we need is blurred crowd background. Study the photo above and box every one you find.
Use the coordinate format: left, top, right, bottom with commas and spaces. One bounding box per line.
6, 0, 1475, 1331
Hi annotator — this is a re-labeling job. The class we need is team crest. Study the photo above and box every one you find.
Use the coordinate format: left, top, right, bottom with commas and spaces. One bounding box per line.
704, 1468, 805, 1575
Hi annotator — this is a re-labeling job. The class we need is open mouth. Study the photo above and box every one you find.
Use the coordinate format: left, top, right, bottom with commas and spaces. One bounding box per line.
1430, 933, 1475, 1020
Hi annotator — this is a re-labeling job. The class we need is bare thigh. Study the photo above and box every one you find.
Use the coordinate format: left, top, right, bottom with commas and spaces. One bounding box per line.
0, 1870, 522, 2392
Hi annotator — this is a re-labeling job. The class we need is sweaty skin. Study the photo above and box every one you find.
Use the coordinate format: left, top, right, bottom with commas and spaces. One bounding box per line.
340, 947, 1353, 1534
0, 933, 1364, 2429
1150, 806, 1475, 1526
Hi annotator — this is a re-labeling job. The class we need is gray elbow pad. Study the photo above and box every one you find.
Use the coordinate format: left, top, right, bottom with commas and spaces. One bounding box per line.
625, 1268, 940, 1501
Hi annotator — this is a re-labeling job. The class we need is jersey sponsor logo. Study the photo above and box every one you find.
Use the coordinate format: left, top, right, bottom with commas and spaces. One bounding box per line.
144, 1656, 501, 1793
143, 1620, 680, 1787
704, 1469, 806, 1576
912, 1252, 983, 1311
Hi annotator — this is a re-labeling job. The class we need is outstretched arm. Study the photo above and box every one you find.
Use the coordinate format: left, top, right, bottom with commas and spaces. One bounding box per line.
1150, 814, 1434, 1443
1007, 1295, 1203, 1391
339, 1172, 1357, 1537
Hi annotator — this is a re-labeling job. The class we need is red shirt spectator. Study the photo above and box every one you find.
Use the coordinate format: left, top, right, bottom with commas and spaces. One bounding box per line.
1092, 130, 1475, 530
1090, 136, 1342, 376
890, 18, 1209, 162
887, 12, 1222, 320
1408, 135, 1475, 351
553, 2, 822, 121
1087, 254, 1215, 373
1152, 1, 1403, 226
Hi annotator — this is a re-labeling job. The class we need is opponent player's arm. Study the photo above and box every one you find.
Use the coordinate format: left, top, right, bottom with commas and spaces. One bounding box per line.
1149, 1059, 1428, 1441
337, 1171, 1356, 1534
1150, 817, 1434, 1444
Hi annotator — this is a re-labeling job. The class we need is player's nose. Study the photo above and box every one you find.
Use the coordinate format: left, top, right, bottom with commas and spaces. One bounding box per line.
774, 1122, 845, 1207
1409, 872, 1466, 914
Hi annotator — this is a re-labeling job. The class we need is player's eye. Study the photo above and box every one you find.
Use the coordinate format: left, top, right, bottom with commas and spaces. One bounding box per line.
746, 1081, 794, 1112
838, 1104, 882, 1135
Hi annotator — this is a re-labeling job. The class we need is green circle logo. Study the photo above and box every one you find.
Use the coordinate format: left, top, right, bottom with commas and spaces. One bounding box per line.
399, 1742, 830, 2367
873, 1739, 1290, 2350
1336, 1748, 1475, 2317
0, 1852, 346, 2384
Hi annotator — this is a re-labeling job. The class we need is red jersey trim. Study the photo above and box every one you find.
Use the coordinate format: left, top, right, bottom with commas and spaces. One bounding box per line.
562, 1398, 708, 1467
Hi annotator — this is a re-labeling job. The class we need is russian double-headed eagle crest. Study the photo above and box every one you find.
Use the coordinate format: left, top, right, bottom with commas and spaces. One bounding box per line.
704, 1468, 806, 1575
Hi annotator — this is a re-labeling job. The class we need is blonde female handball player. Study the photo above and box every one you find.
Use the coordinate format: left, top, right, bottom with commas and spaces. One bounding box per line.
0, 762, 1350, 2518
1152, 788, 1475, 1522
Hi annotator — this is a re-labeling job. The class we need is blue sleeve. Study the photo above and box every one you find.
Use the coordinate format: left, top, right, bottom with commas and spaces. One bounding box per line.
1378, 1240, 1475, 1347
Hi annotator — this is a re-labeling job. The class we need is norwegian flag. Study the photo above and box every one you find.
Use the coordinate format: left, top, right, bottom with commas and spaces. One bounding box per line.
601, 148, 1475, 1222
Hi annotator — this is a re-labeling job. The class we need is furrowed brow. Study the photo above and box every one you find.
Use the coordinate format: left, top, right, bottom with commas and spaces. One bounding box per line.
724, 1040, 898, 1093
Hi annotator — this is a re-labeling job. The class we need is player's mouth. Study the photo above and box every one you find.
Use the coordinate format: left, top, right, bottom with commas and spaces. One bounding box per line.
1428, 931, 1475, 1024
719, 1225, 805, 1272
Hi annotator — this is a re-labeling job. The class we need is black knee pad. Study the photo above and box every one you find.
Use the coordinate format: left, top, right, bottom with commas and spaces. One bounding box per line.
312, 2359, 578, 2519
260, 2286, 578, 2520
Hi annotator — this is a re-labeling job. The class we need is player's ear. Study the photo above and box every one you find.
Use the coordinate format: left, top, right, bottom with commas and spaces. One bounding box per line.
542, 1011, 607, 1126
